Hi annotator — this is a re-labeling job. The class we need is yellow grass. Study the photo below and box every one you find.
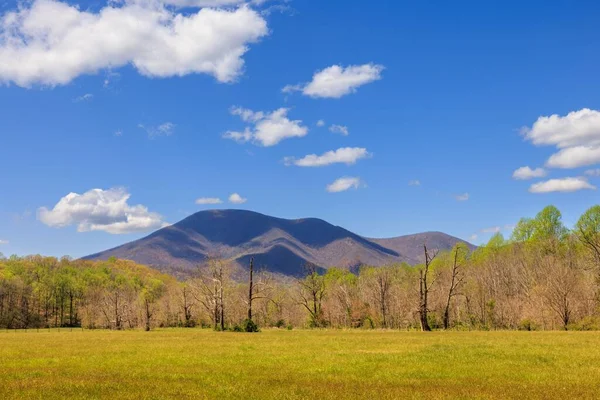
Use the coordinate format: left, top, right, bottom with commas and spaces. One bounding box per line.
1, 329, 600, 399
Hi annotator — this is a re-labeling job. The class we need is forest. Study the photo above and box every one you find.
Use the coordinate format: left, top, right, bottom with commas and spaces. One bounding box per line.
1, 205, 599, 332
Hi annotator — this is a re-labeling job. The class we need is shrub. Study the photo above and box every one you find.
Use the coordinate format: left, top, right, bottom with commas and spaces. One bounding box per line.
242, 319, 260, 333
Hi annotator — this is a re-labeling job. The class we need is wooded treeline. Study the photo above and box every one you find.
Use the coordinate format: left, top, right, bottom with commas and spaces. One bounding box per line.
1, 205, 599, 331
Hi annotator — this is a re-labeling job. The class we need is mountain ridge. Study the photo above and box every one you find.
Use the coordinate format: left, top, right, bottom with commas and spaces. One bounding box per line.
85, 209, 475, 277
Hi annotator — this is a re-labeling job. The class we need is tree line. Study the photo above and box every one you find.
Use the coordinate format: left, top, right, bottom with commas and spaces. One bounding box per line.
1, 205, 599, 331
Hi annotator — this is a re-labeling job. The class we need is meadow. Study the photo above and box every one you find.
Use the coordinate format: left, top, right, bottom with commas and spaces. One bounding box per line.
1, 329, 600, 399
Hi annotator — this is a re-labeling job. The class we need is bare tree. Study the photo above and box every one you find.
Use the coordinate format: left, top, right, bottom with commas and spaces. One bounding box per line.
419, 244, 437, 331
297, 262, 326, 327
193, 257, 229, 331
244, 258, 272, 331
443, 244, 466, 329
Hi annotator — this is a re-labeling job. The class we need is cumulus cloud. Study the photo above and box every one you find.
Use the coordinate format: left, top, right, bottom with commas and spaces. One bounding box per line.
522, 108, 600, 169
326, 177, 364, 193
329, 124, 349, 136
285, 147, 371, 167
529, 177, 596, 193
585, 169, 600, 177
229, 193, 247, 204
316, 120, 325, 127
455, 193, 469, 201
283, 63, 384, 99
408, 180, 421, 186
546, 146, 600, 169
195, 197, 223, 205
0, 0, 268, 87
512, 166, 547, 180
38, 188, 166, 234
224, 107, 308, 146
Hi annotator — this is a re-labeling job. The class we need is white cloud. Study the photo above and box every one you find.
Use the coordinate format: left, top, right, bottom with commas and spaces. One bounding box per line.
195, 197, 223, 205
512, 166, 547, 180
229, 193, 247, 204
285, 147, 371, 167
224, 107, 308, 146
160, 0, 268, 7
316, 120, 325, 127
469, 234, 478, 242
74, 93, 93, 102
283, 63, 384, 99
326, 177, 364, 193
38, 188, 166, 234
529, 177, 596, 193
408, 180, 421, 186
139, 122, 175, 138
329, 124, 349, 136
522, 109, 600, 169
455, 193, 469, 201
0, 239, 8, 245
546, 146, 600, 169
0, 1, 268, 87
481, 226, 501, 233
585, 169, 600, 177
114, 130, 123, 137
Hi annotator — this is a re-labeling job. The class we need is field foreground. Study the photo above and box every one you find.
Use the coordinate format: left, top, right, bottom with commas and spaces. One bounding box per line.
1, 329, 600, 399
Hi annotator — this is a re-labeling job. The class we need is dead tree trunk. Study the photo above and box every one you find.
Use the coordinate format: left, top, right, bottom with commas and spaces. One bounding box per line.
144, 299, 151, 332
248, 257, 254, 321
419, 244, 436, 332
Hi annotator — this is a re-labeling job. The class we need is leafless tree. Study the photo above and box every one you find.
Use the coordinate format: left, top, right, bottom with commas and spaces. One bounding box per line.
297, 262, 326, 327
419, 244, 437, 331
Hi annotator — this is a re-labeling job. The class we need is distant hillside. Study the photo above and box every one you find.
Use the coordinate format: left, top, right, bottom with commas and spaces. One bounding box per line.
85, 209, 474, 277
368, 232, 478, 264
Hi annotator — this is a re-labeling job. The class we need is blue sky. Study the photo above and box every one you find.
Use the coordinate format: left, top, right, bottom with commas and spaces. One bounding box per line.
1, 0, 599, 258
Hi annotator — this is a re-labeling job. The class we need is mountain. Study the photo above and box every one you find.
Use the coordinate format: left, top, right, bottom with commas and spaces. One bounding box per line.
84, 209, 474, 277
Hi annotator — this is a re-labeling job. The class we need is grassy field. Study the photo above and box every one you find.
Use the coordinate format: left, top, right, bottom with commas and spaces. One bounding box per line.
1, 329, 600, 399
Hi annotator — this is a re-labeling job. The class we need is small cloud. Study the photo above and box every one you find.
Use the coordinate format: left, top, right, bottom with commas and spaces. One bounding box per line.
455, 193, 469, 201
408, 180, 421, 186
74, 93, 93, 102
114, 130, 123, 137
283, 63, 384, 99
512, 166, 547, 180
139, 122, 176, 139
529, 177, 596, 193
316, 120, 325, 127
329, 124, 349, 136
224, 107, 308, 147
481, 226, 501, 233
0, 239, 8, 245
469, 234, 478, 242
285, 147, 371, 167
229, 193, 247, 204
326, 177, 364, 193
584, 169, 600, 177
103, 71, 121, 88
195, 197, 223, 205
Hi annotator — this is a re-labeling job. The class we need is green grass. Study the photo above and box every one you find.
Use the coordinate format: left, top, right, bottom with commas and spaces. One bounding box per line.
1, 329, 600, 399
